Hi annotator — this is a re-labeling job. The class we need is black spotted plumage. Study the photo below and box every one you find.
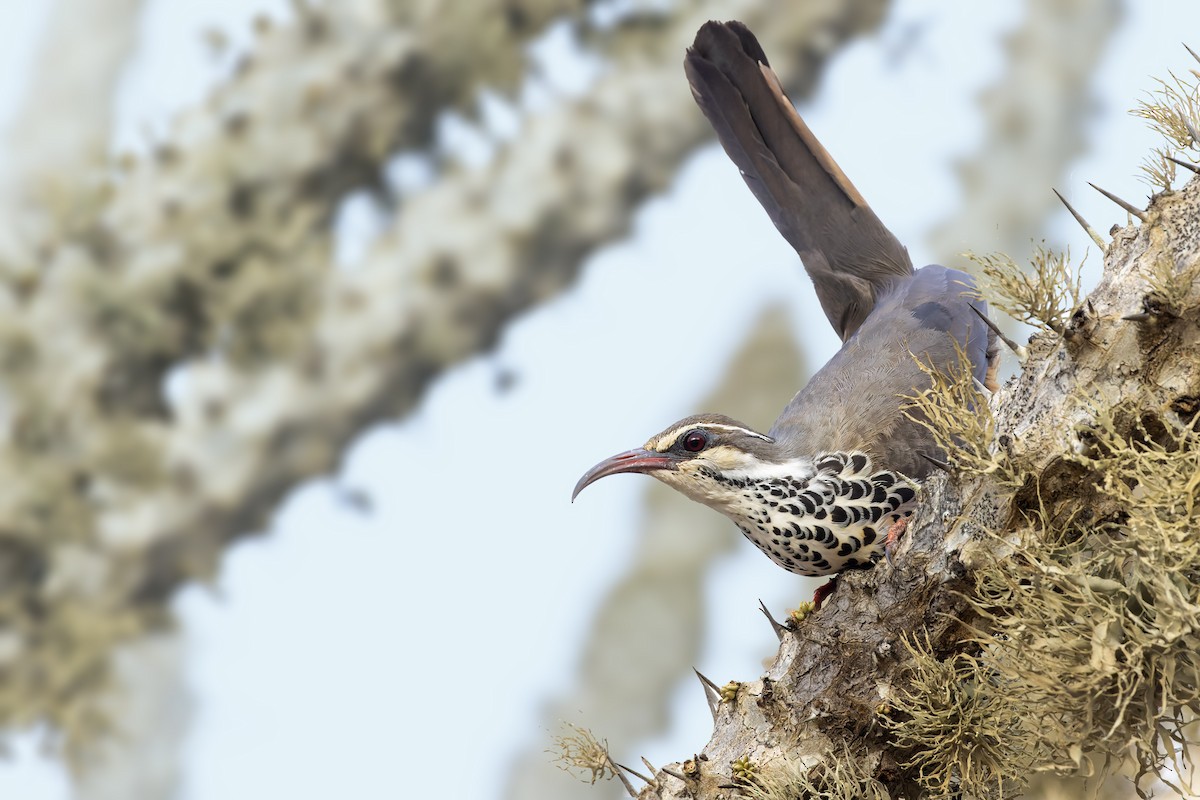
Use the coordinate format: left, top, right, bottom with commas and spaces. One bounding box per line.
732, 450, 917, 577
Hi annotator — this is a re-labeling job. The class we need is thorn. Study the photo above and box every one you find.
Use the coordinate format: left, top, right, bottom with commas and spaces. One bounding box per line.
615, 762, 655, 785
693, 668, 721, 720
969, 304, 1028, 362
917, 451, 951, 471
1186, 117, 1200, 147
1186, 42, 1200, 67
1065, 301, 1100, 344
660, 766, 689, 782
641, 757, 659, 778
612, 761, 639, 798
1166, 155, 1200, 175
693, 667, 721, 693
1088, 182, 1147, 222
1187, 117, 1200, 145
1122, 295, 1176, 324
1052, 188, 1108, 251
758, 599, 786, 641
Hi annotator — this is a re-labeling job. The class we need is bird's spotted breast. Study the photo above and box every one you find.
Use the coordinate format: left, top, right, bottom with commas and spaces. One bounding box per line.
723, 451, 916, 577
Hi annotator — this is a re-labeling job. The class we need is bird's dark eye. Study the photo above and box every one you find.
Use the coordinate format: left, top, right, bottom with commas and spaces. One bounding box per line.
682, 430, 708, 452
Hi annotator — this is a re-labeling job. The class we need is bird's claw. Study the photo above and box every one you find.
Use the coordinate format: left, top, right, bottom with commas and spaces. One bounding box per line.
884, 517, 909, 567
811, 576, 838, 611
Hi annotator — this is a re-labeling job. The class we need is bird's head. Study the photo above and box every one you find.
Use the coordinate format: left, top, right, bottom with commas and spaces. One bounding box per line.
572, 414, 799, 515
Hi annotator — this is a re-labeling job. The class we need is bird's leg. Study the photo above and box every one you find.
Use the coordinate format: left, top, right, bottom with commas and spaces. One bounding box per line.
883, 516, 910, 566
811, 576, 839, 611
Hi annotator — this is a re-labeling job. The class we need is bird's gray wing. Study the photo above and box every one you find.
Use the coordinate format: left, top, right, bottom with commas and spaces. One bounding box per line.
685, 20, 913, 341
769, 266, 994, 478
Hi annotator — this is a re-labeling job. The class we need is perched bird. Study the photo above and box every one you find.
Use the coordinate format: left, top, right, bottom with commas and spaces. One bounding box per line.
573, 21, 995, 584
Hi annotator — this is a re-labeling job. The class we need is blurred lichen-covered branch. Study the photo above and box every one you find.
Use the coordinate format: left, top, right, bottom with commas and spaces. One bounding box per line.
0, 0, 900, 771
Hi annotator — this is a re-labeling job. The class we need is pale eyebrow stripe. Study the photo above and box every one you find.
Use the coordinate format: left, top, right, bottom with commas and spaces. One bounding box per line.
663, 423, 774, 442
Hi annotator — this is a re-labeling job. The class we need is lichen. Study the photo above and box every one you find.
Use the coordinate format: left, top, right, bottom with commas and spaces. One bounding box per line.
1141, 251, 1200, 320
935, 407, 1200, 798
1131, 70, 1200, 153
967, 245, 1084, 334
548, 723, 618, 785
903, 340, 1018, 486
738, 748, 889, 800
887, 639, 1037, 799
894, 193, 1200, 796
1131, 66, 1200, 189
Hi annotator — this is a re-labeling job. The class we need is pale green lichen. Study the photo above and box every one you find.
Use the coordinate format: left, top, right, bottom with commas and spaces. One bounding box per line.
1137, 150, 1178, 193
548, 723, 618, 786
1131, 66, 1200, 189
738, 748, 889, 800
1131, 70, 1200, 153
896, 185, 1200, 796
967, 246, 1084, 335
887, 640, 1037, 799
892, 388, 1200, 795
903, 341, 1017, 486
1141, 252, 1200, 319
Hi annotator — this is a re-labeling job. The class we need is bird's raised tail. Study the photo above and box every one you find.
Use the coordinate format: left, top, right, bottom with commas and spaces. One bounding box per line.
685, 21, 914, 341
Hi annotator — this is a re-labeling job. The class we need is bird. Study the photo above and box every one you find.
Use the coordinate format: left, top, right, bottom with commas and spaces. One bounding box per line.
572, 21, 996, 589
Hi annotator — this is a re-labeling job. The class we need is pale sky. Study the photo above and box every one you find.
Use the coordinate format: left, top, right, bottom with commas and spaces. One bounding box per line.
0, 2, 1188, 799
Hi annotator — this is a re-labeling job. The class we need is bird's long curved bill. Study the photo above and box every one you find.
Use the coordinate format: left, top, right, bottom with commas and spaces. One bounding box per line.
571, 449, 675, 501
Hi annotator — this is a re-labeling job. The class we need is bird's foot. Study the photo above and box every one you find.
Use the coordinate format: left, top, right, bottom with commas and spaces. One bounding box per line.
884, 517, 910, 566
810, 576, 839, 611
